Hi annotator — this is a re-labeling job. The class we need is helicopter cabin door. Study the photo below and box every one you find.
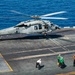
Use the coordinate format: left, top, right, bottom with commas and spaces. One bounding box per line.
33, 24, 44, 33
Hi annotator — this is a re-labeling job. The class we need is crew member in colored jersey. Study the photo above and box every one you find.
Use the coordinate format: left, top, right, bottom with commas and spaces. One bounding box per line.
73, 55, 75, 67
57, 54, 65, 68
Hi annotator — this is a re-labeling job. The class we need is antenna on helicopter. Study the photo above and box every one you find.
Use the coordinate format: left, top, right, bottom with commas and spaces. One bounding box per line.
10, 10, 68, 20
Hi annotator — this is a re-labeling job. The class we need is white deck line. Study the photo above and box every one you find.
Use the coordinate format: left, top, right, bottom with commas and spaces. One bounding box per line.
10, 50, 75, 61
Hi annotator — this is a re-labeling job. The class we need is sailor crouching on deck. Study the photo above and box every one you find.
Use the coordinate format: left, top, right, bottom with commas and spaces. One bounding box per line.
36, 59, 41, 69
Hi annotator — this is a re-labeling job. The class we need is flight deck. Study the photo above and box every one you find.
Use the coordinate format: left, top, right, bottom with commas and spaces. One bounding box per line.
0, 28, 75, 75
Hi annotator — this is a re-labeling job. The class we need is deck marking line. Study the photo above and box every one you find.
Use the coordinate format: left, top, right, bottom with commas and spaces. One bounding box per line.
51, 39, 70, 51
0, 53, 13, 72
10, 50, 75, 61
3, 46, 60, 55
56, 71, 75, 75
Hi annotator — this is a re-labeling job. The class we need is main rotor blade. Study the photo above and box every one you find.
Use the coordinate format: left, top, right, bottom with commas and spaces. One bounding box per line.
41, 11, 67, 17
10, 10, 31, 17
40, 17, 68, 20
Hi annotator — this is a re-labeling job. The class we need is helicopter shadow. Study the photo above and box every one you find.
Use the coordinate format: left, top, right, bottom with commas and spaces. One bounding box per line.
23, 34, 63, 40
0, 33, 63, 41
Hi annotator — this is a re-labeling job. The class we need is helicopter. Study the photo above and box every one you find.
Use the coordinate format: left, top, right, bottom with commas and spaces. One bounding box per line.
0, 11, 68, 36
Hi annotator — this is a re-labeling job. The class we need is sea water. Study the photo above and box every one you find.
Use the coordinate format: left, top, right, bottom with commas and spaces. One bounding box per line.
0, 0, 75, 29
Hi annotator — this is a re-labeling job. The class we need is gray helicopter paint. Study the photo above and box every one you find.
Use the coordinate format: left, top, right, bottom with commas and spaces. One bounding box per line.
0, 10, 67, 35
0, 20, 59, 35
0, 27, 16, 35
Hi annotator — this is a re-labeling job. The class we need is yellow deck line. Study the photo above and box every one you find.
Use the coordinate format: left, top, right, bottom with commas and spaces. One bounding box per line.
0, 53, 13, 72
56, 71, 75, 75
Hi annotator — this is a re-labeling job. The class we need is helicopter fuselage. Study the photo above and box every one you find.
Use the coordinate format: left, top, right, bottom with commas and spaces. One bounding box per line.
0, 20, 60, 35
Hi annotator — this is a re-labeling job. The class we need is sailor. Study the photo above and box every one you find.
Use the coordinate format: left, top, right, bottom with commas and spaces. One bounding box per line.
73, 54, 75, 67
57, 54, 65, 67
57, 54, 61, 62
57, 54, 61, 66
36, 59, 41, 69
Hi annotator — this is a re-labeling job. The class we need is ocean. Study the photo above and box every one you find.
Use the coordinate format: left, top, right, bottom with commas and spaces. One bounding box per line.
0, 0, 75, 29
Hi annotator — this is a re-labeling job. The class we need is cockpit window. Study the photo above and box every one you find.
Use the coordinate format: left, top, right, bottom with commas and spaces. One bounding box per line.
15, 24, 28, 27
34, 24, 42, 30
51, 23, 54, 26
17, 24, 25, 27
34, 26, 38, 30
44, 25, 48, 29
38, 24, 42, 29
